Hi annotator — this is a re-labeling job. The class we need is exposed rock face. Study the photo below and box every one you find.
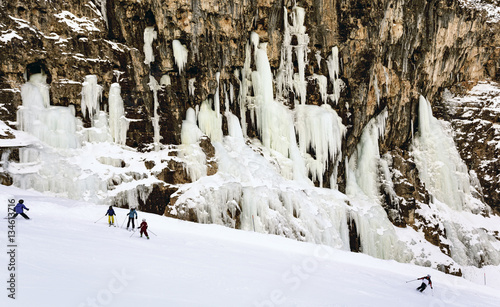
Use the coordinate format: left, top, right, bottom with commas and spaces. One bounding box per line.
1, 0, 500, 270
437, 82, 500, 215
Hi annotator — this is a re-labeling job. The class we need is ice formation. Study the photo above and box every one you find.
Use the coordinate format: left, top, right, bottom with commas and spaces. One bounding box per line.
11, 72, 160, 207
18, 73, 79, 149
171, 136, 352, 250
225, 111, 243, 139
295, 104, 345, 187
409, 96, 499, 267
327, 46, 342, 104
237, 42, 252, 138
347, 108, 388, 202
108, 83, 129, 145
179, 107, 207, 181
253, 42, 293, 157
81, 75, 102, 118
188, 78, 196, 96
172, 39, 188, 74
214, 72, 221, 116
276, 6, 310, 104
197, 100, 222, 143
341, 108, 411, 261
412, 96, 484, 213
143, 27, 157, 65
148, 75, 162, 151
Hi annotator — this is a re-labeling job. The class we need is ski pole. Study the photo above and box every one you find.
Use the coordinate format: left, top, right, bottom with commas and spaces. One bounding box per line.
148, 229, 158, 236
129, 229, 137, 238
94, 215, 106, 223
120, 216, 127, 228
405, 279, 418, 283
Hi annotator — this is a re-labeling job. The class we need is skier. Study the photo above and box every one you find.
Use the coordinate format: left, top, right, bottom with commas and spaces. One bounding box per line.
138, 219, 149, 239
416, 274, 433, 292
105, 205, 116, 226
126, 208, 138, 230
12, 199, 30, 219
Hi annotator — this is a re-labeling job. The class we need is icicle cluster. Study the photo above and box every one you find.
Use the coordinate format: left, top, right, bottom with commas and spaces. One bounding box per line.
143, 27, 157, 65
326, 47, 343, 104
108, 83, 129, 145
18, 73, 79, 149
295, 104, 345, 187
276, 6, 310, 104
13, 71, 146, 207
81, 75, 102, 119
172, 40, 188, 74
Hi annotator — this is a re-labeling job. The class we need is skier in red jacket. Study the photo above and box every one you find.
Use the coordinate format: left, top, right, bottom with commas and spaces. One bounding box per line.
416, 275, 433, 292
138, 219, 149, 239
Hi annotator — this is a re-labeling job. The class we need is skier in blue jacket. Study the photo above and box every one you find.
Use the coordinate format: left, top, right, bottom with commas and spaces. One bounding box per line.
126, 208, 138, 230
12, 199, 30, 219
105, 206, 116, 226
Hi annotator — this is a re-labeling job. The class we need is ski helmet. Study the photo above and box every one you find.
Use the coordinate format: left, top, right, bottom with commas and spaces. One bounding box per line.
142, 219, 146, 222
427, 274, 431, 278
19, 199, 24, 203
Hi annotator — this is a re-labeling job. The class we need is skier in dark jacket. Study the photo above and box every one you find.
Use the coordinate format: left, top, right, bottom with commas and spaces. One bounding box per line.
105, 206, 116, 226
416, 274, 433, 292
126, 208, 138, 230
12, 199, 30, 219
138, 219, 149, 239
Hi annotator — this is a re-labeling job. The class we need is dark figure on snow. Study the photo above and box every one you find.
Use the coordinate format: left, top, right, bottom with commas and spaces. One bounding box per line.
138, 219, 149, 239
416, 274, 433, 292
105, 206, 116, 226
126, 208, 138, 230
12, 199, 30, 219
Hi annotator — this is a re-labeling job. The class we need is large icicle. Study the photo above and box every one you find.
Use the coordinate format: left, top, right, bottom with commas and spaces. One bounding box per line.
143, 27, 157, 65
108, 83, 129, 145
237, 41, 253, 138
326, 46, 343, 104
253, 42, 292, 157
291, 6, 309, 105
214, 72, 221, 116
172, 40, 188, 74
148, 75, 161, 151
81, 75, 102, 119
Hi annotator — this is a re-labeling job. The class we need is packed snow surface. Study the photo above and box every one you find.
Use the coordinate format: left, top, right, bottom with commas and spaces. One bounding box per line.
1, 185, 500, 307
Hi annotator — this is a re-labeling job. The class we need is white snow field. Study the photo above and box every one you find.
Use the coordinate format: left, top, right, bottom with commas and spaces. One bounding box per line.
1, 185, 499, 307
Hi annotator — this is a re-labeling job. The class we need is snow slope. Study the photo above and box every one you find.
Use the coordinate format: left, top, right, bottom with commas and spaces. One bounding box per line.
1, 185, 499, 307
